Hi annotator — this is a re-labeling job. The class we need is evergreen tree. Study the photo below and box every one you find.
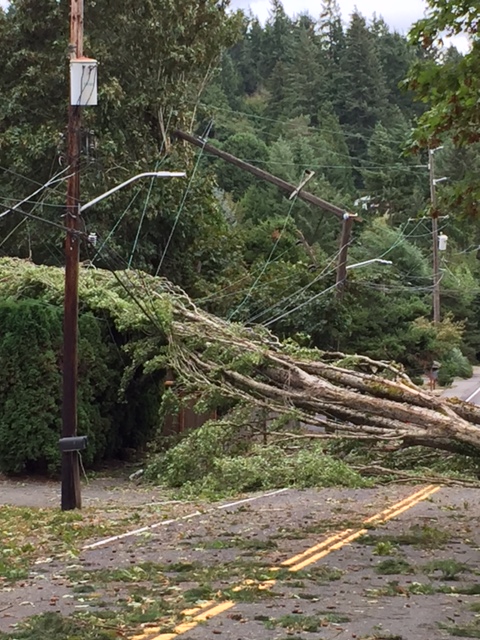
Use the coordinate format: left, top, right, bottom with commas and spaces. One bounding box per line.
319, 0, 345, 63
233, 17, 266, 95
371, 17, 419, 121
262, 0, 295, 78
267, 16, 326, 121
337, 12, 390, 166
362, 120, 427, 219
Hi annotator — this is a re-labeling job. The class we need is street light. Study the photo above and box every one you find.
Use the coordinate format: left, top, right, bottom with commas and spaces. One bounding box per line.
61, 170, 186, 511
79, 172, 185, 212
346, 258, 393, 270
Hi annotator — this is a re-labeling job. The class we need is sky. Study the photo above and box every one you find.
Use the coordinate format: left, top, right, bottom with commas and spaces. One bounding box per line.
231, 0, 471, 51
231, 0, 429, 34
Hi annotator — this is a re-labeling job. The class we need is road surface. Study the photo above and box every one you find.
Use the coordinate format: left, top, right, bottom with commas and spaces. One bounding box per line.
442, 365, 480, 403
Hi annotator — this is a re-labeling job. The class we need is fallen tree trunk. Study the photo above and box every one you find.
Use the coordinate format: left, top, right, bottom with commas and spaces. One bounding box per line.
125, 273, 480, 456
2, 258, 479, 457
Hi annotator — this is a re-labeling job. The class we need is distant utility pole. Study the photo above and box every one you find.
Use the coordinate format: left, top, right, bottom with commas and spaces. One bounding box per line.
429, 147, 442, 326
62, 0, 84, 511
335, 213, 355, 299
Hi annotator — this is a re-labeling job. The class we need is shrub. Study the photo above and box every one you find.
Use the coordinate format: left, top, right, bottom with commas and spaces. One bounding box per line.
438, 347, 473, 386
145, 422, 368, 495
0, 299, 160, 473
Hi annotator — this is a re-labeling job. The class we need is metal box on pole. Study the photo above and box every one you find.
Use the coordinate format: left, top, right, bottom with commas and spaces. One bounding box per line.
438, 233, 448, 251
70, 57, 98, 106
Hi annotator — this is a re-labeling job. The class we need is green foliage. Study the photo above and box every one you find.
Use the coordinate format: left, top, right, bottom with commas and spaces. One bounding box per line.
0, 0, 242, 283
216, 132, 269, 199
425, 559, 467, 580
408, 3, 480, 147
374, 558, 414, 575
437, 347, 473, 386
145, 419, 240, 487
0, 261, 166, 473
146, 420, 368, 495
0, 300, 115, 472
0, 612, 115, 640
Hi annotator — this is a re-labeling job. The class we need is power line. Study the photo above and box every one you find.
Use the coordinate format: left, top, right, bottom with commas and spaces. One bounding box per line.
199, 103, 413, 146
247, 250, 341, 324
155, 120, 214, 277
228, 191, 300, 320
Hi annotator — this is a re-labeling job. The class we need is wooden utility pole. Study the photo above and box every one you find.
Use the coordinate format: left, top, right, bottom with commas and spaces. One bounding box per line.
335, 213, 354, 299
62, 0, 84, 511
429, 149, 441, 326
175, 130, 358, 291
174, 130, 348, 220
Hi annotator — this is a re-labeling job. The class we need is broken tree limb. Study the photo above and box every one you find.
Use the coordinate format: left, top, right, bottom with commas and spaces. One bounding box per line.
3, 258, 480, 458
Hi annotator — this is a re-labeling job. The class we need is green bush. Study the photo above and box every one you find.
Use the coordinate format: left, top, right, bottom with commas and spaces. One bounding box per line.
438, 347, 473, 386
0, 299, 160, 473
145, 421, 368, 495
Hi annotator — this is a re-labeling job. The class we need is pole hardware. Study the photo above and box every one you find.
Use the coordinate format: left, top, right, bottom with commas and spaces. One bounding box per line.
59, 436, 88, 452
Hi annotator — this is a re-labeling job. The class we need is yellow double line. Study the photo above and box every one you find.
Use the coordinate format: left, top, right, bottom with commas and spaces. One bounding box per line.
131, 484, 440, 640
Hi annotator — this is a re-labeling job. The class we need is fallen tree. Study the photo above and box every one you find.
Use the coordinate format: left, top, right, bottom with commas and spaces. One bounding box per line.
117, 269, 480, 457
1, 257, 480, 457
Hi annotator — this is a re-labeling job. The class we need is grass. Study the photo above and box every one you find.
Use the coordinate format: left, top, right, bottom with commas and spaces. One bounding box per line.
373, 541, 397, 556
424, 559, 468, 580
437, 583, 480, 595
0, 502, 188, 585
193, 536, 278, 551
70, 562, 171, 584
360, 523, 451, 550
366, 580, 435, 597
263, 612, 349, 633
374, 558, 414, 575
359, 635, 404, 640
295, 565, 344, 583
439, 622, 480, 638
0, 612, 116, 640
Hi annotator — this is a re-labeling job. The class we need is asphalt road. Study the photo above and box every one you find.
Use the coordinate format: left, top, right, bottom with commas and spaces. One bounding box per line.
3, 484, 480, 640
442, 365, 480, 403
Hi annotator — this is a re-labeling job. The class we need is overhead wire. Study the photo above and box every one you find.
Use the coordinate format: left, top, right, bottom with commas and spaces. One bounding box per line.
127, 109, 174, 269
264, 283, 338, 327
91, 186, 143, 263
254, 216, 437, 328
196, 244, 306, 306
154, 119, 214, 277
198, 103, 414, 146
203, 151, 427, 173
247, 246, 342, 324
228, 188, 300, 320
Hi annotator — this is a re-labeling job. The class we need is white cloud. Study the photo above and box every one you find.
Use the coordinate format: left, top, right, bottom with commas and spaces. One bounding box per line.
232, 0, 470, 52
232, 0, 428, 32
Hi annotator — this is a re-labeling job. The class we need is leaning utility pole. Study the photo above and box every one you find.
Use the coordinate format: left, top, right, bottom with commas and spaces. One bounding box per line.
174, 129, 358, 293
62, 0, 84, 510
429, 148, 441, 326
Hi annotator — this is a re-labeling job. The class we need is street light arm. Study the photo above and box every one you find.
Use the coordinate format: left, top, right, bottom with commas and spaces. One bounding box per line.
346, 258, 393, 270
79, 171, 186, 213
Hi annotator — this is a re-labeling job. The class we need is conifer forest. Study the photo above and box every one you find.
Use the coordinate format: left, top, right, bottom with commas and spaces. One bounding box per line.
1, 0, 480, 476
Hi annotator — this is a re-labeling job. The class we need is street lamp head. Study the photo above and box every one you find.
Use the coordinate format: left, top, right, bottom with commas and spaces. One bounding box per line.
346, 258, 393, 271
153, 171, 186, 178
